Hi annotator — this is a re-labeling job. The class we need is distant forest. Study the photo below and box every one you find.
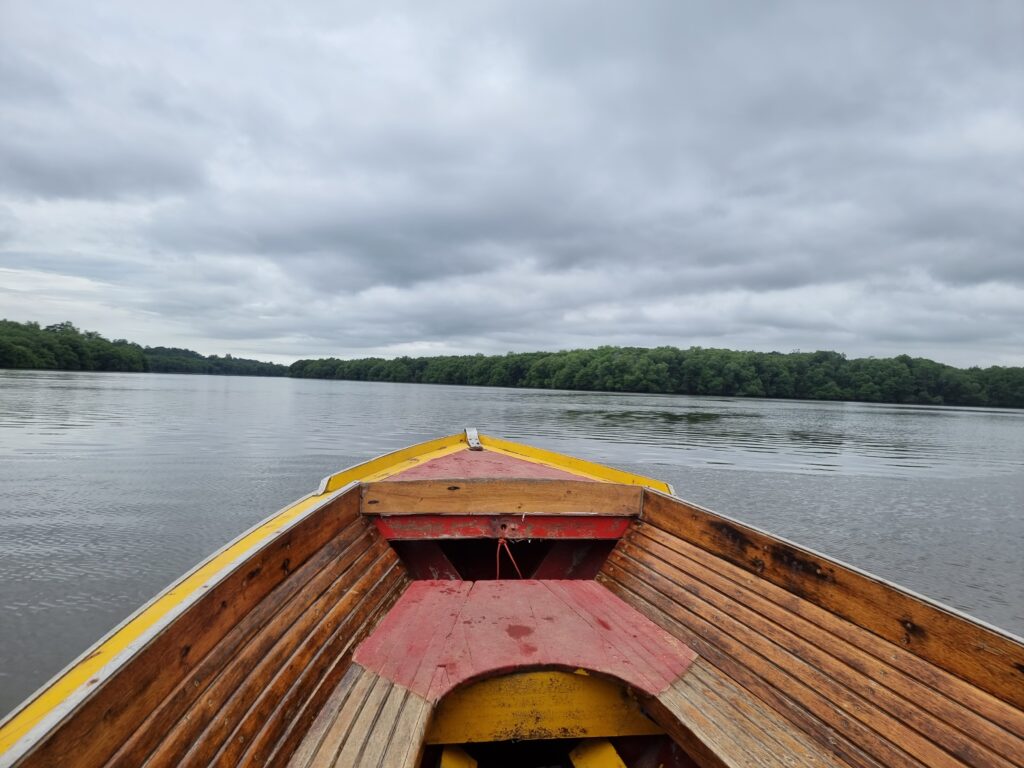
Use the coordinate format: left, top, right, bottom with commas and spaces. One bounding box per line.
0, 320, 287, 377
2, 318, 1022, 408
290, 347, 1024, 408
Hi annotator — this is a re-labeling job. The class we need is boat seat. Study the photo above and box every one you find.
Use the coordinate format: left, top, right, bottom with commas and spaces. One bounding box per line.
289, 580, 854, 768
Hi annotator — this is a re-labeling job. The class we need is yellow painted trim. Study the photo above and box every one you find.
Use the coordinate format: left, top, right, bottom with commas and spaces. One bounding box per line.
440, 746, 478, 768
426, 670, 663, 744
321, 433, 468, 490
0, 488, 343, 756
479, 435, 672, 493
0, 431, 669, 757
570, 739, 628, 768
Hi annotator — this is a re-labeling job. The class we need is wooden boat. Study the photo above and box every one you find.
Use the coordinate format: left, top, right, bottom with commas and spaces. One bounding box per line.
1, 429, 1022, 768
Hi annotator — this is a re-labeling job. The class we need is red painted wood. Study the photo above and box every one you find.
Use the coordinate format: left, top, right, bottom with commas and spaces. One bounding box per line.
390, 541, 461, 580
531, 541, 615, 579
373, 515, 631, 540
352, 580, 695, 701
385, 449, 589, 481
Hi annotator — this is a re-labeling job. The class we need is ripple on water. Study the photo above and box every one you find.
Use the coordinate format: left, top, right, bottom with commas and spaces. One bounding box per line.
0, 372, 1022, 716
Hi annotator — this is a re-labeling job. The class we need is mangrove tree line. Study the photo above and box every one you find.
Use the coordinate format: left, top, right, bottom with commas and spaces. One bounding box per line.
290, 346, 1024, 408
0, 320, 287, 376
3, 319, 1022, 407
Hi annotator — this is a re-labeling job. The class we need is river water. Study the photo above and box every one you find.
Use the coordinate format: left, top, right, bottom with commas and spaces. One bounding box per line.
1, 370, 1022, 715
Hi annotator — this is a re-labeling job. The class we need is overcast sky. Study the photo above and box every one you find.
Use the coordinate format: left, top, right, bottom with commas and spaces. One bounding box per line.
1, 2, 1022, 367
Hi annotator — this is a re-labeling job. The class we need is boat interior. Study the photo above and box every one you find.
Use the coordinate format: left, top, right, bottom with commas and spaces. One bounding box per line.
1, 431, 1022, 768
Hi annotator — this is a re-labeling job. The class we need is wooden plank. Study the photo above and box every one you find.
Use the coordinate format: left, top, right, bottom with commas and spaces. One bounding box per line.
386, 447, 586, 480
641, 490, 1024, 711
441, 746, 478, 768
333, 676, 394, 766
356, 681, 408, 767
377, 688, 432, 768
606, 548, 959, 766
597, 561, 896, 768
624, 527, 1024, 767
631, 523, 1024, 741
374, 514, 632, 540
352, 580, 694, 702
146, 536, 396, 767
106, 516, 374, 768
361, 479, 642, 516
569, 739, 628, 768
287, 663, 367, 768
247, 567, 410, 767
290, 665, 378, 767
425, 670, 663, 744
532, 541, 615, 579
677, 658, 848, 768
390, 541, 461, 579
13, 487, 362, 768
260, 573, 407, 765
219, 558, 407, 767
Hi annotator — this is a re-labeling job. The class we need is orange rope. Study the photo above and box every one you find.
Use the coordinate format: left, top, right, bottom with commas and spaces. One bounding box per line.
495, 537, 524, 579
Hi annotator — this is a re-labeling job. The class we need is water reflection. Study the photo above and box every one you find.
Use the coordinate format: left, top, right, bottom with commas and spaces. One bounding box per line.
0, 371, 1022, 715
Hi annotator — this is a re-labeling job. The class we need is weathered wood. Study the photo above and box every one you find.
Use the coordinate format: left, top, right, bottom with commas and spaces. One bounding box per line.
353, 580, 694, 702
532, 541, 615, 579
361, 479, 642, 516
261, 572, 411, 768
189, 550, 403, 767
426, 670, 663, 744
333, 675, 395, 766
286, 664, 366, 768
632, 523, 1024, 738
15, 487, 363, 768
106, 515, 373, 768
374, 514, 632, 540
609, 546, 957, 766
626, 526, 1024, 766
655, 658, 849, 768
597, 561, 893, 768
641, 490, 1024, 712
377, 688, 432, 768
382, 446, 592, 482
568, 739, 628, 768
146, 535, 395, 767
239, 565, 409, 767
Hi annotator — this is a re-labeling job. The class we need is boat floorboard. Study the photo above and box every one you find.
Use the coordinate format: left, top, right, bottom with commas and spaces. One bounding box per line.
287, 664, 430, 768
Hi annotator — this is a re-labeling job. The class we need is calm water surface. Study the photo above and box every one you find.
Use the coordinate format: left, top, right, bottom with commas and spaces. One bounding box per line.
1, 371, 1022, 714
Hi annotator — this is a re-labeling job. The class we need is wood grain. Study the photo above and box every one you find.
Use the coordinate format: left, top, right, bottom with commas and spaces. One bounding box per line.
597, 496, 1024, 768
628, 526, 1024, 766
105, 515, 373, 768
288, 665, 430, 768
15, 488, 363, 768
648, 658, 849, 768
641, 489, 1024, 712
361, 479, 642, 516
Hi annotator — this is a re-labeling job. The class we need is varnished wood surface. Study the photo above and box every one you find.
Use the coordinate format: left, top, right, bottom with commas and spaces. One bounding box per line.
640, 490, 1024, 712
288, 664, 430, 768
647, 657, 849, 768
598, 494, 1024, 768
360, 479, 643, 517
10, 487, 410, 768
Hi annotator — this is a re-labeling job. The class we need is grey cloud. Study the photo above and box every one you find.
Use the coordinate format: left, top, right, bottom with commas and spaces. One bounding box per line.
0, 1, 1021, 366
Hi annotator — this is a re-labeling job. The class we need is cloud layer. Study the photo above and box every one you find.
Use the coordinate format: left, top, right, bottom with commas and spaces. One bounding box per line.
2, 1, 1022, 366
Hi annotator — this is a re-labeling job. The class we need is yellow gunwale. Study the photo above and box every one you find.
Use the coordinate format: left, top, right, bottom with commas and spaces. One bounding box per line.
0, 431, 670, 757
479, 434, 672, 493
